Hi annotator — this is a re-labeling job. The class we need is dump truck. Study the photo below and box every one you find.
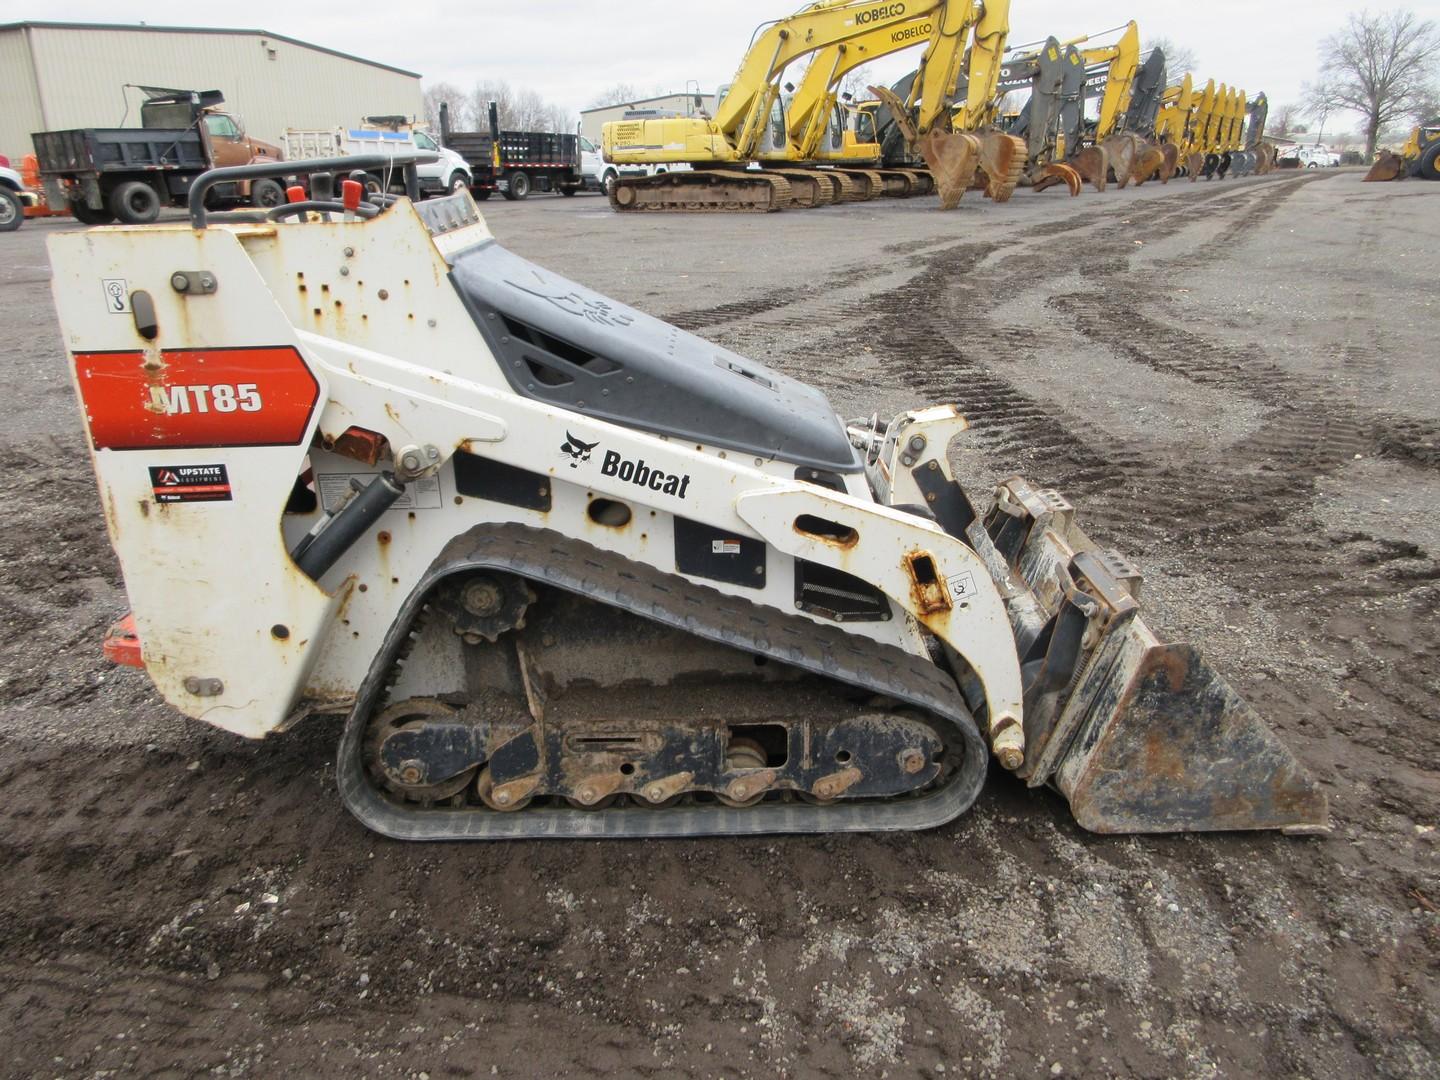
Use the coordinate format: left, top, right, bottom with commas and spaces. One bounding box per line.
441, 102, 584, 200
32, 87, 283, 224
48, 153, 1327, 840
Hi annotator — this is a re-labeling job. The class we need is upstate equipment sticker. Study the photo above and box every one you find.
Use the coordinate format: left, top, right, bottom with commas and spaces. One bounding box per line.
149, 464, 232, 504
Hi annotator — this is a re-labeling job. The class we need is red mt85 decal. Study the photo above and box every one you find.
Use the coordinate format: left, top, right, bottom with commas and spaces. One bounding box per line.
73, 346, 320, 451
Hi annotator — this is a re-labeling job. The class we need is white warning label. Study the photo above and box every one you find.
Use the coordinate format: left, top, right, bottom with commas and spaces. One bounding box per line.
946, 571, 978, 602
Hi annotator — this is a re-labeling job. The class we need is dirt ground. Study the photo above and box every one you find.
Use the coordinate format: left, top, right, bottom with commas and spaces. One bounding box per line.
1, 170, 1437, 1079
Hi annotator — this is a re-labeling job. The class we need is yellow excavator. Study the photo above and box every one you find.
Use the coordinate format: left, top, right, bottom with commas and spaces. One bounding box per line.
1153, 73, 1194, 181
866, 0, 1028, 208
602, 0, 969, 212
1074, 27, 1173, 189
775, 7, 962, 200
1069, 23, 1145, 192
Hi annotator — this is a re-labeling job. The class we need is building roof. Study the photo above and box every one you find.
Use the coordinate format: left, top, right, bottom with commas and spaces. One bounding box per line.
580, 92, 715, 115
0, 20, 420, 79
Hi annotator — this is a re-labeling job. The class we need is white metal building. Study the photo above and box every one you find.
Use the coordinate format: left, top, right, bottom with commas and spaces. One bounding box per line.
0, 21, 423, 161
580, 92, 719, 145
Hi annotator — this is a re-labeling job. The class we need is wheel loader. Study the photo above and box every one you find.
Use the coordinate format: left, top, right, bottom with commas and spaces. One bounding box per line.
52, 156, 1328, 840
1364, 122, 1440, 182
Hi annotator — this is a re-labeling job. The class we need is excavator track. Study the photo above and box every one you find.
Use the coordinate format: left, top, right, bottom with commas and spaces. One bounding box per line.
608, 170, 795, 213
338, 526, 989, 840
763, 168, 835, 207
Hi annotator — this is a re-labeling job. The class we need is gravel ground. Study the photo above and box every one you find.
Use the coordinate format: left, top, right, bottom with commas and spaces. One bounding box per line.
0, 170, 1437, 1078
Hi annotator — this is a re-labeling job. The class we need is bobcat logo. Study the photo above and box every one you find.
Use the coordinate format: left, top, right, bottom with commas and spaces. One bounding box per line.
560, 431, 598, 468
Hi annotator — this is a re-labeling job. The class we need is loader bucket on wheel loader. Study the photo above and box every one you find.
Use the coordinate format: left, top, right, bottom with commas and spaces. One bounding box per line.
1031, 162, 1083, 196
1070, 146, 1109, 193
968, 476, 1329, 835
918, 130, 983, 209
1364, 150, 1406, 182
976, 133, 1028, 203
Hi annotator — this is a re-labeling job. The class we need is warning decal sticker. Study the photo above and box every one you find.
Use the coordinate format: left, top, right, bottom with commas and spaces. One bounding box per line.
149, 464, 233, 504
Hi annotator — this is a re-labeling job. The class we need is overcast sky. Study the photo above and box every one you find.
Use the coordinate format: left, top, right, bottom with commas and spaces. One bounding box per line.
3, 0, 1383, 133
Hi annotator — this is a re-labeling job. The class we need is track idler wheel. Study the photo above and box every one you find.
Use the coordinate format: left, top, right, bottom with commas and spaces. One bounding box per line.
917, 130, 982, 209
369, 698, 480, 803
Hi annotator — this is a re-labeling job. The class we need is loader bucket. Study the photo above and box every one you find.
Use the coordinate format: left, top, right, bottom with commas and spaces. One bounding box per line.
975, 475, 1329, 835
1364, 150, 1405, 182
976, 133, 1028, 203
1031, 162, 1083, 196
1070, 146, 1109, 192
918, 130, 982, 209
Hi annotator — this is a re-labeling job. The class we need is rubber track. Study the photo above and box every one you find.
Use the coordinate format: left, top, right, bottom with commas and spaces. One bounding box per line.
337, 525, 989, 840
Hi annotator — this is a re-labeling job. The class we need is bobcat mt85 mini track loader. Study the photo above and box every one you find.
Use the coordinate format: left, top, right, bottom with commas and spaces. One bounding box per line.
51, 156, 1329, 841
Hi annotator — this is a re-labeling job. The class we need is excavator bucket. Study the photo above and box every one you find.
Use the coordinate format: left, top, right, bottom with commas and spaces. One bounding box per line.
1364, 150, 1406, 182
1071, 146, 1109, 192
918, 130, 983, 209
976, 133, 1028, 203
1131, 144, 1167, 186
971, 476, 1329, 835
1031, 162, 1083, 196
1157, 144, 1181, 183
1101, 134, 1139, 190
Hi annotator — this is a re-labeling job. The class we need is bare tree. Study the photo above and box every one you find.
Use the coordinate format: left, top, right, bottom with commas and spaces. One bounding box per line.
589, 83, 646, 109
464, 81, 572, 133
836, 64, 874, 103
1319, 8, 1440, 159
1144, 36, 1198, 79
1302, 79, 1345, 143
1270, 102, 1304, 139
468, 81, 516, 132
422, 82, 471, 133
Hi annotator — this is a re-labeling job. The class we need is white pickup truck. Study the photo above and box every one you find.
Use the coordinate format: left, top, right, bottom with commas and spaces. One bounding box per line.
281, 122, 472, 196
0, 163, 37, 232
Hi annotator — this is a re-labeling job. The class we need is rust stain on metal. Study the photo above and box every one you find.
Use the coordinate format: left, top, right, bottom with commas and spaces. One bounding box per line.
812, 766, 863, 800
903, 550, 952, 615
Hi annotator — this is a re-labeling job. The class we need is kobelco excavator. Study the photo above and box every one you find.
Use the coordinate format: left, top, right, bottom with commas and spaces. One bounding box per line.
865, 0, 1027, 208
53, 156, 1329, 839
602, 0, 969, 212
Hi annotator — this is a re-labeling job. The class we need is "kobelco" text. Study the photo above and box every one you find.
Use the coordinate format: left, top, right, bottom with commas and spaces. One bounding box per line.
891, 21, 931, 43
853, 3, 906, 26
